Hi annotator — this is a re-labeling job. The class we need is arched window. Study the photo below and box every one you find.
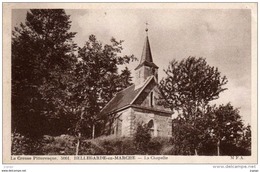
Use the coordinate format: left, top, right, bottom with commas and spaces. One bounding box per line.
147, 120, 154, 136
150, 92, 153, 107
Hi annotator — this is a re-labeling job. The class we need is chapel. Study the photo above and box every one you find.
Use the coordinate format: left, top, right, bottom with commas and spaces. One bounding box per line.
100, 28, 173, 137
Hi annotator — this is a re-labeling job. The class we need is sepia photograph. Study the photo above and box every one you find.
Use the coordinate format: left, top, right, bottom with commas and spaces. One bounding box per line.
2, 2, 257, 165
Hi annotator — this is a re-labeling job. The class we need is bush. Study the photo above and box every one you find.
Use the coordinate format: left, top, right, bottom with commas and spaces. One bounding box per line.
80, 135, 136, 155
41, 134, 76, 155
11, 132, 43, 155
147, 139, 162, 155
150, 137, 171, 155
134, 123, 151, 154
12, 132, 250, 155
220, 142, 251, 156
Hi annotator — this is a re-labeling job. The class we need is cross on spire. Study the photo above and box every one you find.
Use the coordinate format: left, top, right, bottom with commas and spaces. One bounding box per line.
145, 21, 149, 33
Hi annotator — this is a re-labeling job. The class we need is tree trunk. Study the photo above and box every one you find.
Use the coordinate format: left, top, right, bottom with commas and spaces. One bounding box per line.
92, 124, 95, 139
217, 139, 220, 156
195, 149, 198, 156
75, 132, 81, 155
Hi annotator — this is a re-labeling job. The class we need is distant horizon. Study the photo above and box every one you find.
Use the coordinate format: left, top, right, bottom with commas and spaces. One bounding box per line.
12, 8, 252, 125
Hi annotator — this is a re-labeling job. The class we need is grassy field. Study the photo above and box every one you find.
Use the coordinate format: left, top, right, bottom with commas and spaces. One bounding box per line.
12, 133, 250, 156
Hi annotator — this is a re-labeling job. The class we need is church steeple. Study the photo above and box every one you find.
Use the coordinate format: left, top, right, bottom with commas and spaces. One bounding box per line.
140, 36, 153, 64
135, 26, 159, 86
135, 26, 158, 71
135, 35, 158, 70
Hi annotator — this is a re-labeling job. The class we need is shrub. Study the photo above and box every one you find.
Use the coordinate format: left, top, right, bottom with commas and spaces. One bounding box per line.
80, 135, 136, 155
147, 139, 162, 155
11, 132, 43, 155
41, 134, 76, 155
134, 123, 151, 154
79, 139, 105, 155
150, 137, 171, 155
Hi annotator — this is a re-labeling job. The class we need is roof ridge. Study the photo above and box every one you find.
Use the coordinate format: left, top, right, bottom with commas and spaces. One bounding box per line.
100, 76, 157, 116
115, 84, 134, 95
130, 76, 155, 105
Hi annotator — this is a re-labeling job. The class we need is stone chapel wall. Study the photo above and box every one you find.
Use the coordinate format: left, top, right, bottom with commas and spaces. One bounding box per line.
130, 108, 172, 137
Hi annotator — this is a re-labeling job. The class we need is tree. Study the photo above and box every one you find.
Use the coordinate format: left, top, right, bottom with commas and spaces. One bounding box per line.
204, 103, 247, 156
60, 35, 135, 154
171, 110, 208, 155
159, 57, 227, 113
12, 9, 76, 138
238, 124, 251, 155
118, 67, 133, 90
159, 57, 228, 154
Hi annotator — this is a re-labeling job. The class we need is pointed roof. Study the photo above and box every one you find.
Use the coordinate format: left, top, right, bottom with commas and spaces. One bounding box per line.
141, 36, 153, 63
135, 36, 159, 70
100, 76, 154, 116
100, 76, 172, 116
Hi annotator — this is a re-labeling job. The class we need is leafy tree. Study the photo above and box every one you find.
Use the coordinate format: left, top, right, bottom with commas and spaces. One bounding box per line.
12, 9, 76, 138
159, 57, 228, 154
204, 103, 247, 156
12, 9, 135, 154
171, 110, 208, 155
238, 124, 251, 155
59, 35, 135, 154
159, 57, 228, 114
118, 67, 133, 90
171, 103, 251, 156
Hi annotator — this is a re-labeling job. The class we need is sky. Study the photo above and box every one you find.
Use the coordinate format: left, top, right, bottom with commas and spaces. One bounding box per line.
12, 9, 252, 124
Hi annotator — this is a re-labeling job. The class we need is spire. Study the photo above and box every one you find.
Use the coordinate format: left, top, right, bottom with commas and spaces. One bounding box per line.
134, 25, 159, 86
141, 22, 153, 63
140, 36, 153, 63
135, 25, 158, 70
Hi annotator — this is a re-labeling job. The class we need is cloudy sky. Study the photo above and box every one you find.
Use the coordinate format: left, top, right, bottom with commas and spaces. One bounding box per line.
12, 8, 251, 124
